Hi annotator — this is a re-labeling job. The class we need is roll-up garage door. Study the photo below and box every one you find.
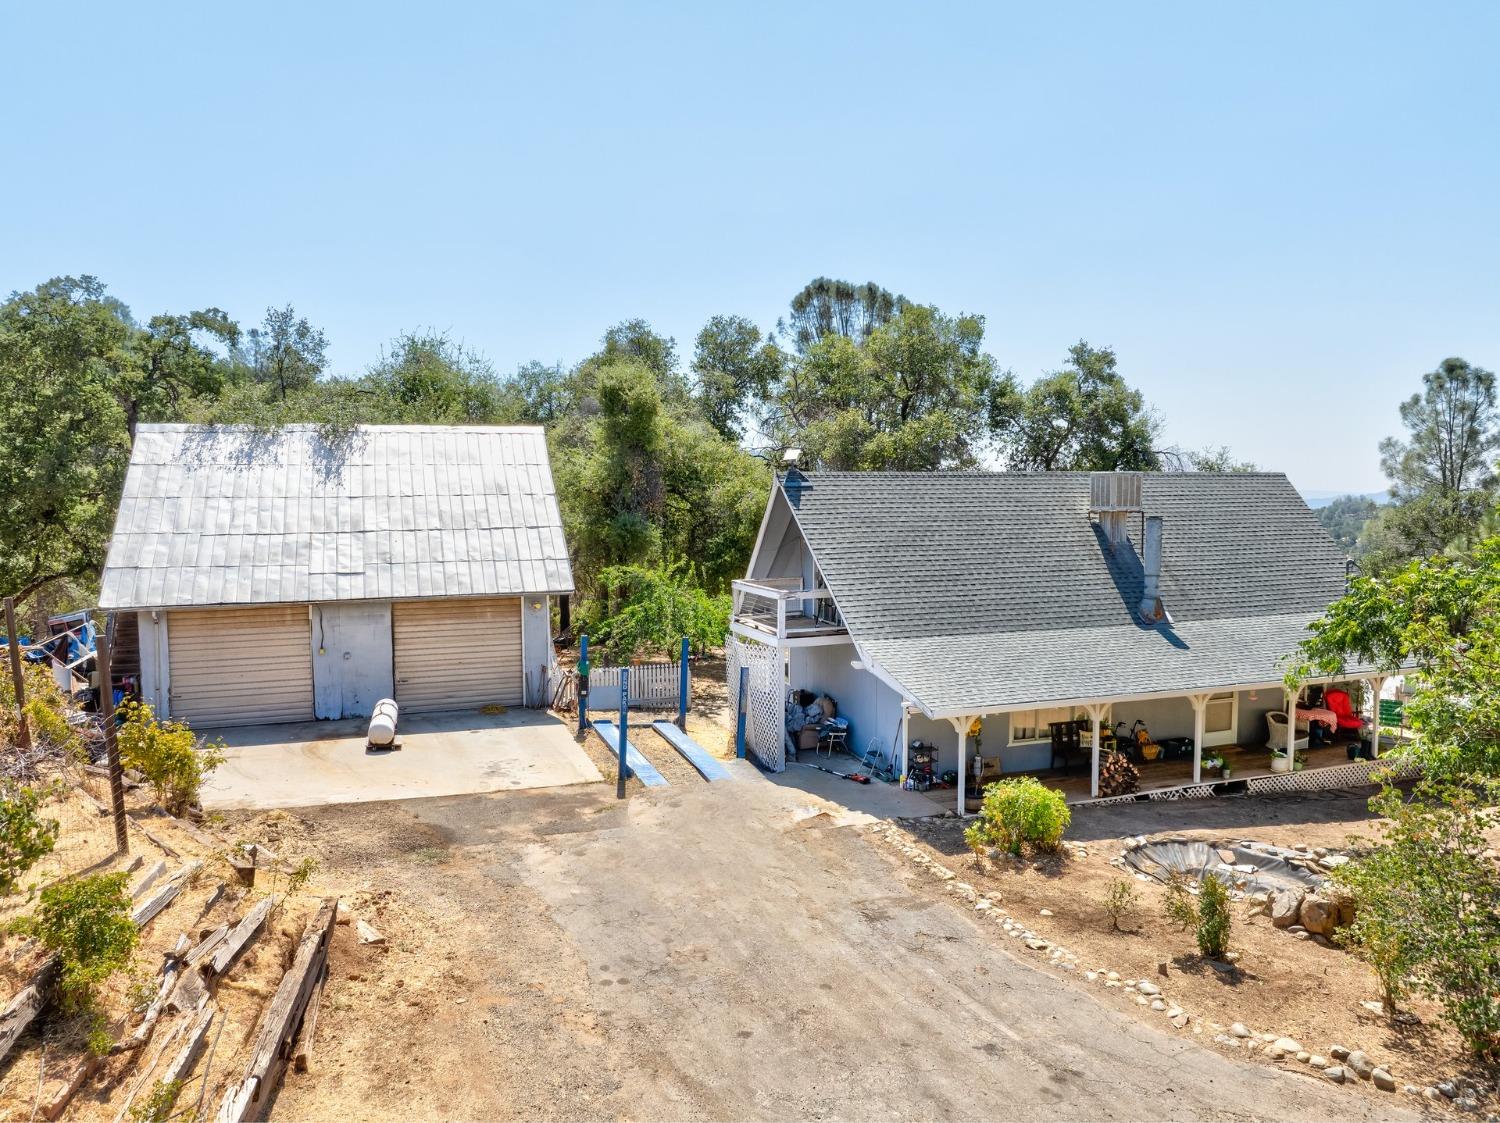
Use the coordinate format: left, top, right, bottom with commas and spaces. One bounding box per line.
392, 597, 522, 713
167, 605, 314, 727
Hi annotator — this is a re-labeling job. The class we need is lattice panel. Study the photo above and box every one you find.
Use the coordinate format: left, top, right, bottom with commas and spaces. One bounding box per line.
725, 635, 787, 772
1247, 757, 1419, 795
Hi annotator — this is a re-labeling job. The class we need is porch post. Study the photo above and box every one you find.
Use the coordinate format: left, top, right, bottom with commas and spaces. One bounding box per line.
899, 706, 910, 781
1284, 686, 1298, 769
1088, 704, 1106, 799
1366, 674, 1387, 756
950, 717, 969, 816
1188, 693, 1209, 785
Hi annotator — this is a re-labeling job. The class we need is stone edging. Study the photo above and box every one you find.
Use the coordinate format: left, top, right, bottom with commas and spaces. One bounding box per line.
866, 822, 1491, 1114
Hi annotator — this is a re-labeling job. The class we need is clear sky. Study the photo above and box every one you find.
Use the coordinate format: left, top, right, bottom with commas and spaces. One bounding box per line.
5, 1, 1497, 495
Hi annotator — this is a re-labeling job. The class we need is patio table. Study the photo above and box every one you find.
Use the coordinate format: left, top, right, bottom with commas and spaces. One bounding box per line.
1296, 704, 1338, 732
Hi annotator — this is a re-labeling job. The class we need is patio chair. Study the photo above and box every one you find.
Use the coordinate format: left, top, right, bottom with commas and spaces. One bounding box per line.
1049, 719, 1088, 774
1322, 689, 1366, 737
1266, 711, 1309, 751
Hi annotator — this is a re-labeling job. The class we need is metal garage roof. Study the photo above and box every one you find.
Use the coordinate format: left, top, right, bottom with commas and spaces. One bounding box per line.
99, 424, 574, 610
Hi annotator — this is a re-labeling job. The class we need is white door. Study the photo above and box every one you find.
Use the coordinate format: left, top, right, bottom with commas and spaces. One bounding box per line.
1202, 691, 1238, 748
167, 605, 314, 728
392, 597, 522, 713
312, 602, 394, 720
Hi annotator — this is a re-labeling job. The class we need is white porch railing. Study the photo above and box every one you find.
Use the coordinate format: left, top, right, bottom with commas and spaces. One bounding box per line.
731, 579, 845, 643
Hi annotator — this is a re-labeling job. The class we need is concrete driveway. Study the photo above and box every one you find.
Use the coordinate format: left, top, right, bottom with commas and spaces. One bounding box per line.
201, 708, 601, 810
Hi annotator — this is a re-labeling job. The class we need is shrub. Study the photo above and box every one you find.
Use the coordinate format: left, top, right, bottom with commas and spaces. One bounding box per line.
0, 662, 83, 761
576, 563, 730, 661
20, 872, 137, 1010
1164, 874, 1232, 958
0, 783, 60, 895
130, 1079, 184, 1123
1334, 783, 1500, 1053
115, 700, 225, 815
1102, 878, 1139, 932
964, 777, 1071, 857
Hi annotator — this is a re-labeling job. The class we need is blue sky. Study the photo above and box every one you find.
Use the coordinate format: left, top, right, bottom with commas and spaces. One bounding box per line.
4, 1, 1497, 494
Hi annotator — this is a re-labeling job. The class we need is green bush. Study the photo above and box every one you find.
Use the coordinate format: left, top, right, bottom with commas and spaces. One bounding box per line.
19, 871, 137, 1010
115, 700, 225, 815
964, 777, 1071, 857
577, 563, 730, 661
0, 662, 83, 761
1102, 878, 1139, 932
0, 783, 59, 895
1333, 783, 1500, 1053
1164, 874, 1232, 958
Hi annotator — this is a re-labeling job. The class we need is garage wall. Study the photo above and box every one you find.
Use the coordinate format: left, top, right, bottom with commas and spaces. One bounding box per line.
522, 595, 552, 706
393, 596, 522, 712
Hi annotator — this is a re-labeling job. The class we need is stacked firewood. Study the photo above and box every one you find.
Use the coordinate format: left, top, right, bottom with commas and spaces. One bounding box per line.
1098, 749, 1140, 798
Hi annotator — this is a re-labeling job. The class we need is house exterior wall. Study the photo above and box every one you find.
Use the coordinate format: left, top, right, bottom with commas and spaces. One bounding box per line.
1237, 687, 1282, 747
1115, 695, 1195, 742
788, 642, 904, 762
136, 611, 169, 717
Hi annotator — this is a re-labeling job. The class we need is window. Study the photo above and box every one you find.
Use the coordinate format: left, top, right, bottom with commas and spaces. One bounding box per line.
1009, 706, 1086, 744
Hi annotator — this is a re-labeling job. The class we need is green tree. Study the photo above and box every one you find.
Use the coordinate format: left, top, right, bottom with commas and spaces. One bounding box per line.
1376, 358, 1498, 563
781, 277, 906, 354
1315, 494, 1381, 553
768, 303, 1011, 470
0, 278, 135, 600
576, 564, 731, 661
363, 331, 505, 423
241, 305, 327, 401
1181, 445, 1256, 472
691, 314, 783, 440
1001, 341, 1161, 471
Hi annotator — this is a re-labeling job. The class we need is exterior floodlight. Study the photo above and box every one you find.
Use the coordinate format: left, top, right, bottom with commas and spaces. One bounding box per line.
783, 447, 802, 464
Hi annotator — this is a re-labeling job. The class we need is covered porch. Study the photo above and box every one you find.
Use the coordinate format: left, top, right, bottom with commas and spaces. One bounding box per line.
908, 671, 1407, 815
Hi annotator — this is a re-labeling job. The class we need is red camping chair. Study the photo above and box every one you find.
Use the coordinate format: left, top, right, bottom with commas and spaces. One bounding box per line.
1322, 689, 1365, 735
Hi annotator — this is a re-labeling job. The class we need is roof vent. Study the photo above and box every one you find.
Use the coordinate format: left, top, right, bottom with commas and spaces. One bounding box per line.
1090, 471, 1142, 550
1138, 514, 1172, 624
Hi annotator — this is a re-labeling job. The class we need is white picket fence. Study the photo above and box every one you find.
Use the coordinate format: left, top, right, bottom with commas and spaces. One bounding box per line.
584, 662, 682, 711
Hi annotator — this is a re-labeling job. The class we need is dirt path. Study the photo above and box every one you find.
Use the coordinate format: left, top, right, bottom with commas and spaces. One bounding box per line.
258, 775, 1418, 1122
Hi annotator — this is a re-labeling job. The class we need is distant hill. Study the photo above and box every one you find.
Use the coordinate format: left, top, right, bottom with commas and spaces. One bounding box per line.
1312, 493, 1387, 552
1299, 489, 1389, 509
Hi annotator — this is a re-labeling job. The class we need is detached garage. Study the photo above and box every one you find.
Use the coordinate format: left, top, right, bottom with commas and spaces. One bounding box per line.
98, 424, 574, 729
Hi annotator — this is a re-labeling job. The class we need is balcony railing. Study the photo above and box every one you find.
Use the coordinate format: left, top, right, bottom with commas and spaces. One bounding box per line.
731, 578, 846, 643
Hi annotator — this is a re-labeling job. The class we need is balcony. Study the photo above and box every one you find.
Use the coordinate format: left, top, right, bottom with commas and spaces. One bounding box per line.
730, 578, 848, 646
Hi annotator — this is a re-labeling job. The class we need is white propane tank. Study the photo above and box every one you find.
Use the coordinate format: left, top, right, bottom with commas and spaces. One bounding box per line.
367, 698, 399, 747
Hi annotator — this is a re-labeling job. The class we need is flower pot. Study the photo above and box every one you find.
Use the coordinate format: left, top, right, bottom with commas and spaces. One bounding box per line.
1220, 766, 1233, 780
1270, 755, 1292, 774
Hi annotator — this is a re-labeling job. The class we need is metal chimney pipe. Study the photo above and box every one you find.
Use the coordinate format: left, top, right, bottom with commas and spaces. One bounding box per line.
1139, 515, 1166, 622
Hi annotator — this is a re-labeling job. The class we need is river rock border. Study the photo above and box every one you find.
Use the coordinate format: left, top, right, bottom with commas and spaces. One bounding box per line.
867, 821, 1493, 1114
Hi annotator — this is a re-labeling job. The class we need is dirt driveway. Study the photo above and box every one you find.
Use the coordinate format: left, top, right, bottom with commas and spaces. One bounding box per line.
251, 775, 1416, 1122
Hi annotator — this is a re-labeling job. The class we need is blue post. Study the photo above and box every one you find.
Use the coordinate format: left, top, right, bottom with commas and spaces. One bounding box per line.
576, 633, 589, 735
735, 665, 749, 759
677, 637, 690, 732
616, 666, 629, 799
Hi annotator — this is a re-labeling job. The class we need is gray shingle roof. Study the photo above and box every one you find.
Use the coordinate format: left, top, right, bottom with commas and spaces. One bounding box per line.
779, 471, 1351, 716
99, 424, 574, 610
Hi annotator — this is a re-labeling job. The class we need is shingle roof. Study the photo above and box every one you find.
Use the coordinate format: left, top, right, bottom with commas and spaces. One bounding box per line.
779, 471, 1351, 716
99, 425, 574, 610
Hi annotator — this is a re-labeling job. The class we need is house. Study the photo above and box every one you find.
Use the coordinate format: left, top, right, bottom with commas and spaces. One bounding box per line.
98, 424, 573, 728
729, 469, 1395, 809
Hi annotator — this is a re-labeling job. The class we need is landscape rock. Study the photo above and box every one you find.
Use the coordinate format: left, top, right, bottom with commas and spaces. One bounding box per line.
1270, 889, 1304, 928
1345, 1050, 1374, 1078
1229, 1023, 1252, 1038
1424, 1087, 1448, 1102
1298, 894, 1340, 937
356, 919, 385, 945
1309, 1056, 1327, 1069
1272, 1037, 1303, 1055
1136, 981, 1161, 996
1329, 1045, 1351, 1061
1171, 1013, 1190, 1029
1324, 1066, 1347, 1084
1372, 1068, 1397, 1091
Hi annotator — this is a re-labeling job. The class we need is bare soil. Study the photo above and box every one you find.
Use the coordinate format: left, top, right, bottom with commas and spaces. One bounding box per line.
0, 775, 327, 1122
888, 786, 1499, 1099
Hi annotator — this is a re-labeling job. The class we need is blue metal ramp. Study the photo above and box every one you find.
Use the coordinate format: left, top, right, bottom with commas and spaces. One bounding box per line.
591, 720, 669, 787
651, 721, 735, 783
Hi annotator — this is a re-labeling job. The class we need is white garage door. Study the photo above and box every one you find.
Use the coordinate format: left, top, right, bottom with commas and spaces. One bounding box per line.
392, 597, 522, 713
168, 605, 314, 728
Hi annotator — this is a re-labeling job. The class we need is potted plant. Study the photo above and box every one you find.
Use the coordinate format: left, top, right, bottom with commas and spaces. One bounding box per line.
1270, 750, 1292, 774
1203, 755, 1225, 778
